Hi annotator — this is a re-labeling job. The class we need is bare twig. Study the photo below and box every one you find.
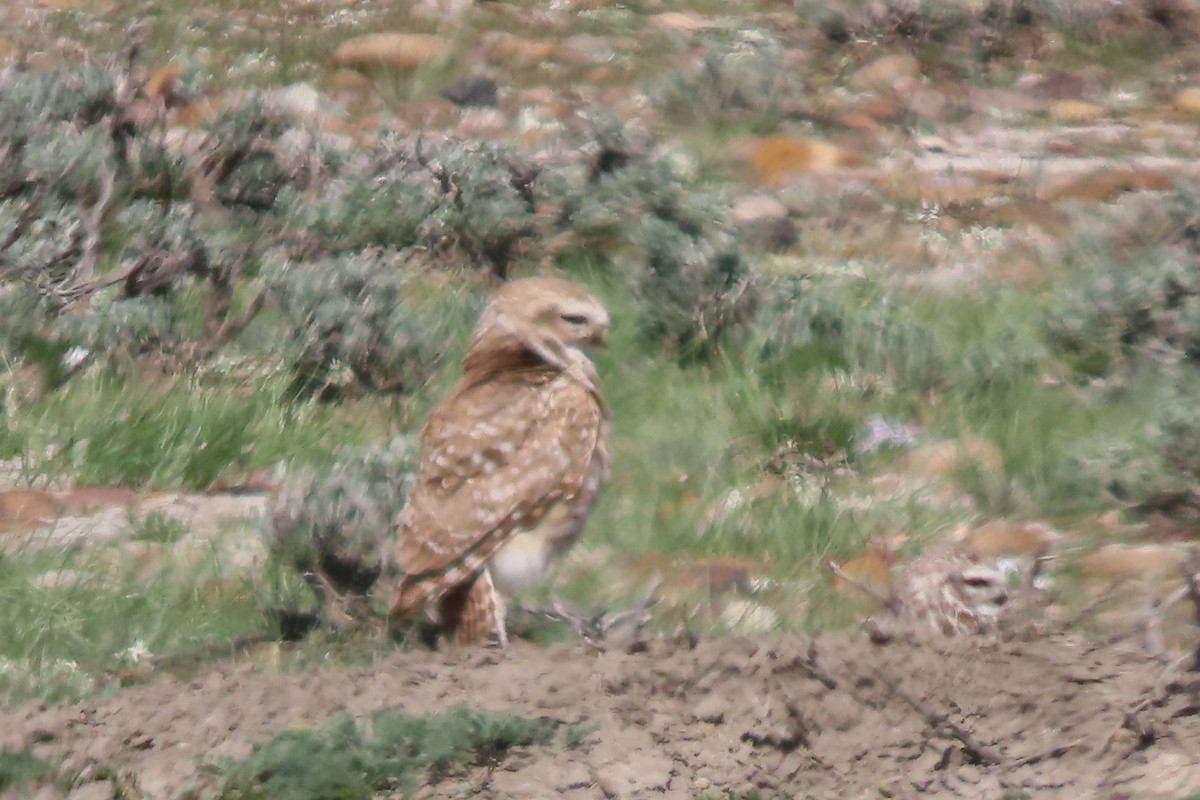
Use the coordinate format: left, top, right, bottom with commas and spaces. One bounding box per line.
827, 560, 896, 610
1136, 581, 1172, 665
0, 195, 41, 255
1181, 551, 1200, 672
869, 667, 1005, 766
1060, 577, 1128, 632
74, 162, 118, 285
1010, 737, 1087, 768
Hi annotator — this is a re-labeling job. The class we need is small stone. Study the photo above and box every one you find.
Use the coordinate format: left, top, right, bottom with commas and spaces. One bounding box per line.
966, 520, 1060, 557
1048, 99, 1105, 124
819, 12, 851, 43
897, 437, 1006, 485
0, 489, 61, 534
0, 37, 23, 64
327, 70, 371, 91
851, 53, 921, 91
1172, 87, 1200, 114
440, 75, 498, 107
332, 33, 448, 71
693, 693, 726, 723
1079, 544, 1187, 579
648, 12, 714, 33
55, 486, 138, 516
731, 194, 788, 226
720, 599, 780, 634
143, 64, 184, 104
1038, 167, 1173, 204
748, 137, 860, 185
267, 83, 328, 120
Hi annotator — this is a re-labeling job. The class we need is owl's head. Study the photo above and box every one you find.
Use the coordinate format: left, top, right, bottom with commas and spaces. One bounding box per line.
465, 276, 610, 378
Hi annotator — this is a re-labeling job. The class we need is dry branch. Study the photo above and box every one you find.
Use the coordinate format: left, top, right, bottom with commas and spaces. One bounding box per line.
1183, 551, 1200, 672
869, 667, 1005, 766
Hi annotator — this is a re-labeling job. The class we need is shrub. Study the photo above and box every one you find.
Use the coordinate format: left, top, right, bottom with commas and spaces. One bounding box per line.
1062, 370, 1200, 510
1044, 245, 1200, 378
559, 145, 757, 359
753, 276, 945, 394
655, 29, 787, 124
265, 249, 477, 398
218, 707, 554, 800
268, 437, 419, 619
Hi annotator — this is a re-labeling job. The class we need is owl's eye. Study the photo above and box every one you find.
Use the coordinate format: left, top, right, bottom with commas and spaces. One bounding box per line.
560, 313, 589, 326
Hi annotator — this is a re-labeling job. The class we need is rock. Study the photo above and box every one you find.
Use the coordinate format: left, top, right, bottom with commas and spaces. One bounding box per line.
1172, 87, 1200, 114
0, 489, 61, 534
731, 194, 788, 226
1048, 99, 1105, 124
1038, 167, 1174, 204
897, 437, 1006, 485
662, 556, 764, 597
440, 74, 498, 107
648, 12, 714, 33
904, 87, 949, 120
693, 693, 726, 724
55, 487, 138, 515
830, 550, 893, 598
730, 194, 797, 251
0, 37, 22, 64
31, 569, 88, 590
327, 69, 371, 91
851, 53, 921, 91
748, 137, 860, 185
169, 97, 220, 129
560, 35, 616, 65
1018, 70, 1090, 101
965, 520, 1060, 557
267, 82, 328, 120
332, 33, 448, 71
720, 599, 780, 634
456, 108, 508, 138
482, 33, 560, 66
142, 64, 184, 104
819, 12, 852, 43
1079, 544, 1187, 579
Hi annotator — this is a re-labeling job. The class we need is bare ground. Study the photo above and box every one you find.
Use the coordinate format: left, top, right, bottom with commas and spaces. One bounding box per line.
2, 632, 1199, 800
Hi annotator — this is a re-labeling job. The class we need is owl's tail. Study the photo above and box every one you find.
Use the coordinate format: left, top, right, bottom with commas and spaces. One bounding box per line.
388, 570, 506, 646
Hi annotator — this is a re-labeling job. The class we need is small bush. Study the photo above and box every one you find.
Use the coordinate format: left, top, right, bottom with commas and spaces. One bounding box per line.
561, 148, 757, 359
1062, 371, 1200, 510
753, 277, 945, 394
655, 29, 787, 124
217, 707, 554, 800
266, 249, 477, 399
0, 749, 53, 791
268, 437, 419, 617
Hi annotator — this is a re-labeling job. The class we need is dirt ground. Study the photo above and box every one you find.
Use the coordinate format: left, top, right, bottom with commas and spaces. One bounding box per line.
2, 631, 1199, 800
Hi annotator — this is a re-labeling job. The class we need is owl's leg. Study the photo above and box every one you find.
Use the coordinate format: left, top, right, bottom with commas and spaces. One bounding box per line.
441, 569, 508, 647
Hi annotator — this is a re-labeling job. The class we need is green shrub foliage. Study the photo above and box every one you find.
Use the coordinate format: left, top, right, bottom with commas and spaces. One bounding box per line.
2, 60, 755, 397
218, 707, 554, 800
269, 437, 419, 609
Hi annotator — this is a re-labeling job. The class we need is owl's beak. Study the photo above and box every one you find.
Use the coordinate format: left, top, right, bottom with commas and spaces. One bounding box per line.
587, 323, 610, 348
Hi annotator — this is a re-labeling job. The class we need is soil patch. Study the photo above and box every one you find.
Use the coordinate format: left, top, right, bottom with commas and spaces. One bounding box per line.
2, 632, 1199, 799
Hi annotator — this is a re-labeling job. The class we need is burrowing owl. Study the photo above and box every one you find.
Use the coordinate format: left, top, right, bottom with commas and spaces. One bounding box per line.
388, 276, 611, 646
879, 545, 1011, 638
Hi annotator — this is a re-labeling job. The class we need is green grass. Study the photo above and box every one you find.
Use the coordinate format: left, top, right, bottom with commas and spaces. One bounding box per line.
216, 707, 555, 800
0, 749, 54, 793
0, 541, 260, 705
1, 369, 372, 489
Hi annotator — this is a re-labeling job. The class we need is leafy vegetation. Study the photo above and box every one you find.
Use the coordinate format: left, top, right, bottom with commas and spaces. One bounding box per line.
0, 749, 54, 792
1, 0, 1199, 709
216, 707, 554, 800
